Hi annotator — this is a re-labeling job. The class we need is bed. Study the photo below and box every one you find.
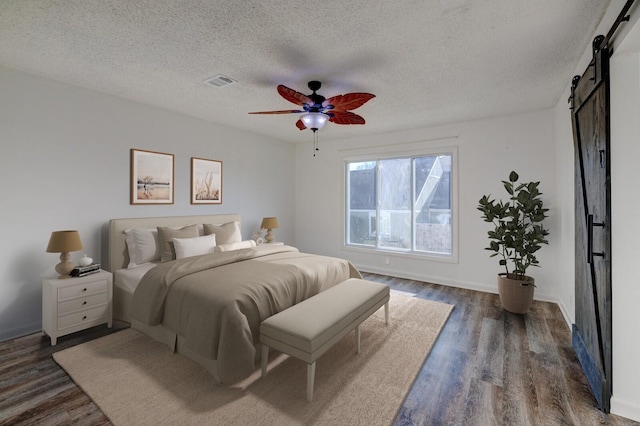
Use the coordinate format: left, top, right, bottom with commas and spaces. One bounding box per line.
108, 214, 361, 384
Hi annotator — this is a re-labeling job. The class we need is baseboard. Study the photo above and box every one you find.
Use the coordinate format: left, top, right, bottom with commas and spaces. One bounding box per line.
530, 293, 573, 331
356, 264, 497, 296
611, 396, 640, 422
555, 299, 574, 330
0, 320, 41, 343
357, 264, 576, 329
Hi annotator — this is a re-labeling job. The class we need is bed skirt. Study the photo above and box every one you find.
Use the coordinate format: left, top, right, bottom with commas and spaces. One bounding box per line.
131, 319, 262, 384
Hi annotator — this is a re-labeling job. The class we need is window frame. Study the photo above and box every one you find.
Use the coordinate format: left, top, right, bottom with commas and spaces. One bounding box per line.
342, 146, 458, 263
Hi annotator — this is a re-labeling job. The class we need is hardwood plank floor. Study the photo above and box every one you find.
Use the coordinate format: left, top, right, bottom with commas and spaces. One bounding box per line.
0, 322, 128, 425
368, 273, 637, 426
0, 274, 637, 425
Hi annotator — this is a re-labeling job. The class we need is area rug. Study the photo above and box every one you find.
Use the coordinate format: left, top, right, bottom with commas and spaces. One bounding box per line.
54, 292, 453, 426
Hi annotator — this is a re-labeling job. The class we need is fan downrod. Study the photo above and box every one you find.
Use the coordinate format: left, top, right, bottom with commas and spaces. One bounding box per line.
305, 81, 326, 107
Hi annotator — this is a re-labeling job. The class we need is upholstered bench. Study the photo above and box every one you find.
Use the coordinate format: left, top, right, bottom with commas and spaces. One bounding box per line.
260, 278, 390, 401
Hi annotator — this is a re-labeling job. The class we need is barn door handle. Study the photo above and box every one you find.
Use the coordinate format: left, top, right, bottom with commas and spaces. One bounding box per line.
588, 214, 605, 263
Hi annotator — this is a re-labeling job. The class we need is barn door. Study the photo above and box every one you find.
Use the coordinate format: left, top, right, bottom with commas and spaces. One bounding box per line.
569, 35, 612, 412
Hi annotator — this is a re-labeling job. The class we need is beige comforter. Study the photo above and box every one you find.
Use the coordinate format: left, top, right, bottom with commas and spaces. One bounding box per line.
130, 245, 360, 383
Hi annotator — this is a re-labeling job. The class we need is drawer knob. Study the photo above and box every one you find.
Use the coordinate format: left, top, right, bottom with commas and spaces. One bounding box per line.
82, 301, 87, 305
82, 288, 87, 292
82, 315, 87, 320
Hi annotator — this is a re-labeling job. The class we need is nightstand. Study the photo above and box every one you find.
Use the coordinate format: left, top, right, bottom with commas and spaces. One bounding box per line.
42, 270, 113, 345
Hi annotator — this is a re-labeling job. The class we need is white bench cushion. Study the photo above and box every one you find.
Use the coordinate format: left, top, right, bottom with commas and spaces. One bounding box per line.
260, 278, 390, 363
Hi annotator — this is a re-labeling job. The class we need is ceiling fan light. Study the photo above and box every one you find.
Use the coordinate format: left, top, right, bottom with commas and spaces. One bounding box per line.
301, 112, 329, 130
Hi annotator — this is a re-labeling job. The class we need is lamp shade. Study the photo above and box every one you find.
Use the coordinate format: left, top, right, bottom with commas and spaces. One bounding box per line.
260, 217, 279, 230
300, 113, 329, 130
46, 230, 83, 253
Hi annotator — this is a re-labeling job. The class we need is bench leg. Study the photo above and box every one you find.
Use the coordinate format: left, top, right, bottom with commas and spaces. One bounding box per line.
307, 361, 316, 402
385, 301, 389, 325
261, 344, 269, 377
356, 324, 361, 354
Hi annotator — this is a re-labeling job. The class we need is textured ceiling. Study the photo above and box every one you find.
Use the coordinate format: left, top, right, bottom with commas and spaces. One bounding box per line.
0, 0, 610, 143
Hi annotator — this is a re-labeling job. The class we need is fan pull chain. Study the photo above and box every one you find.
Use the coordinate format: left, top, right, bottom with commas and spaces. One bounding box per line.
313, 129, 319, 157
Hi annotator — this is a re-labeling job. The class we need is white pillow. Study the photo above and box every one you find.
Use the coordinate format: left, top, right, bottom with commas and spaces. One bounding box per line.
213, 240, 256, 252
173, 234, 217, 259
124, 228, 161, 269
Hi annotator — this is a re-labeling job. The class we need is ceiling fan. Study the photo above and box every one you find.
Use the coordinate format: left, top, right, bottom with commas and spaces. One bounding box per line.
249, 80, 375, 133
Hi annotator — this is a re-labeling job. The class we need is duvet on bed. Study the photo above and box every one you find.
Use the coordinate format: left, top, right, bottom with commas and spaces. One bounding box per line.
130, 244, 361, 383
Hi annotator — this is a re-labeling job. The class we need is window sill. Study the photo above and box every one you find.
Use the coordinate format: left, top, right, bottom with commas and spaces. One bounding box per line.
341, 244, 458, 264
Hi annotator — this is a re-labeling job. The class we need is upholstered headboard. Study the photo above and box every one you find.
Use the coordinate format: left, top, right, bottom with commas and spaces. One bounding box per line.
108, 214, 241, 271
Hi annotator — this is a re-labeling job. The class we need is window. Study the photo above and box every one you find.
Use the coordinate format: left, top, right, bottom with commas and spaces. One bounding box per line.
345, 151, 454, 257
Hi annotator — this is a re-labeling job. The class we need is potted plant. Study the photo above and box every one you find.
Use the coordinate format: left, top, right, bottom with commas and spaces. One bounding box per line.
477, 171, 550, 314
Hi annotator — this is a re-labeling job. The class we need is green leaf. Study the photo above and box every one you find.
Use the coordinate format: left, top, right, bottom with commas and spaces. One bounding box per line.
503, 181, 514, 195
479, 170, 549, 276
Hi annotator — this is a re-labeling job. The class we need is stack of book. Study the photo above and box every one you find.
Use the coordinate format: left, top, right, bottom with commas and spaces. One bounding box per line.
71, 263, 101, 277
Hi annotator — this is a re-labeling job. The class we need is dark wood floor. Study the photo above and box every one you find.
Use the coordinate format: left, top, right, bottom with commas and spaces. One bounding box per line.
0, 273, 637, 425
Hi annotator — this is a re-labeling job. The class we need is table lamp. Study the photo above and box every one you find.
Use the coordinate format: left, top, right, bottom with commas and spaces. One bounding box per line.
260, 217, 279, 243
46, 230, 83, 279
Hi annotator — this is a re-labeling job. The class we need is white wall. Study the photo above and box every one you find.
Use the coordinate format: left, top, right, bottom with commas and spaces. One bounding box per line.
295, 108, 561, 304
0, 66, 296, 341
609, 20, 640, 422
553, 88, 577, 324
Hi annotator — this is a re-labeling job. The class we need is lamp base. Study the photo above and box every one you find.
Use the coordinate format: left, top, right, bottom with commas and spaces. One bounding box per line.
265, 229, 275, 243
55, 252, 75, 279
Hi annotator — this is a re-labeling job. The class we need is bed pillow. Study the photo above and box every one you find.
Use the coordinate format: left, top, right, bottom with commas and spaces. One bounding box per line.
173, 234, 216, 259
124, 228, 161, 269
157, 225, 199, 262
213, 239, 257, 252
203, 222, 242, 245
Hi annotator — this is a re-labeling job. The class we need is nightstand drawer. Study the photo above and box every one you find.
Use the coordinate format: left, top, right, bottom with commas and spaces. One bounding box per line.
43, 270, 113, 345
58, 292, 108, 315
58, 305, 108, 330
58, 278, 108, 301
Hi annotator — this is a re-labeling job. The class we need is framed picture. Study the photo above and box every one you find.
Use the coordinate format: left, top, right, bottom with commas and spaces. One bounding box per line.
191, 157, 222, 204
130, 149, 174, 204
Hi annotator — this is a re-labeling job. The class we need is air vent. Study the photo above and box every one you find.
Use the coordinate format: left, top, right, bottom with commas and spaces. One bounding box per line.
204, 74, 237, 88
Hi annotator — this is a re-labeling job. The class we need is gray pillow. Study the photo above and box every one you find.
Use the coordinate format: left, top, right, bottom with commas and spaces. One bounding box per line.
203, 222, 241, 245
157, 225, 199, 262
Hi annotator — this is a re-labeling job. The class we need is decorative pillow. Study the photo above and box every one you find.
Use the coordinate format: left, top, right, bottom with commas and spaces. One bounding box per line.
213, 239, 257, 253
157, 225, 199, 262
173, 234, 216, 259
203, 222, 242, 245
124, 228, 161, 269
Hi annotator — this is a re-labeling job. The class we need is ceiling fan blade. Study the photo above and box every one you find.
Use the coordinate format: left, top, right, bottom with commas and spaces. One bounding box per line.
248, 109, 304, 114
328, 110, 366, 125
324, 93, 375, 111
278, 85, 313, 106
295, 119, 307, 130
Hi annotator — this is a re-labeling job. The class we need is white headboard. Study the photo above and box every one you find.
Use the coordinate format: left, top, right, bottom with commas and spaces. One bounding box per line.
108, 214, 241, 271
